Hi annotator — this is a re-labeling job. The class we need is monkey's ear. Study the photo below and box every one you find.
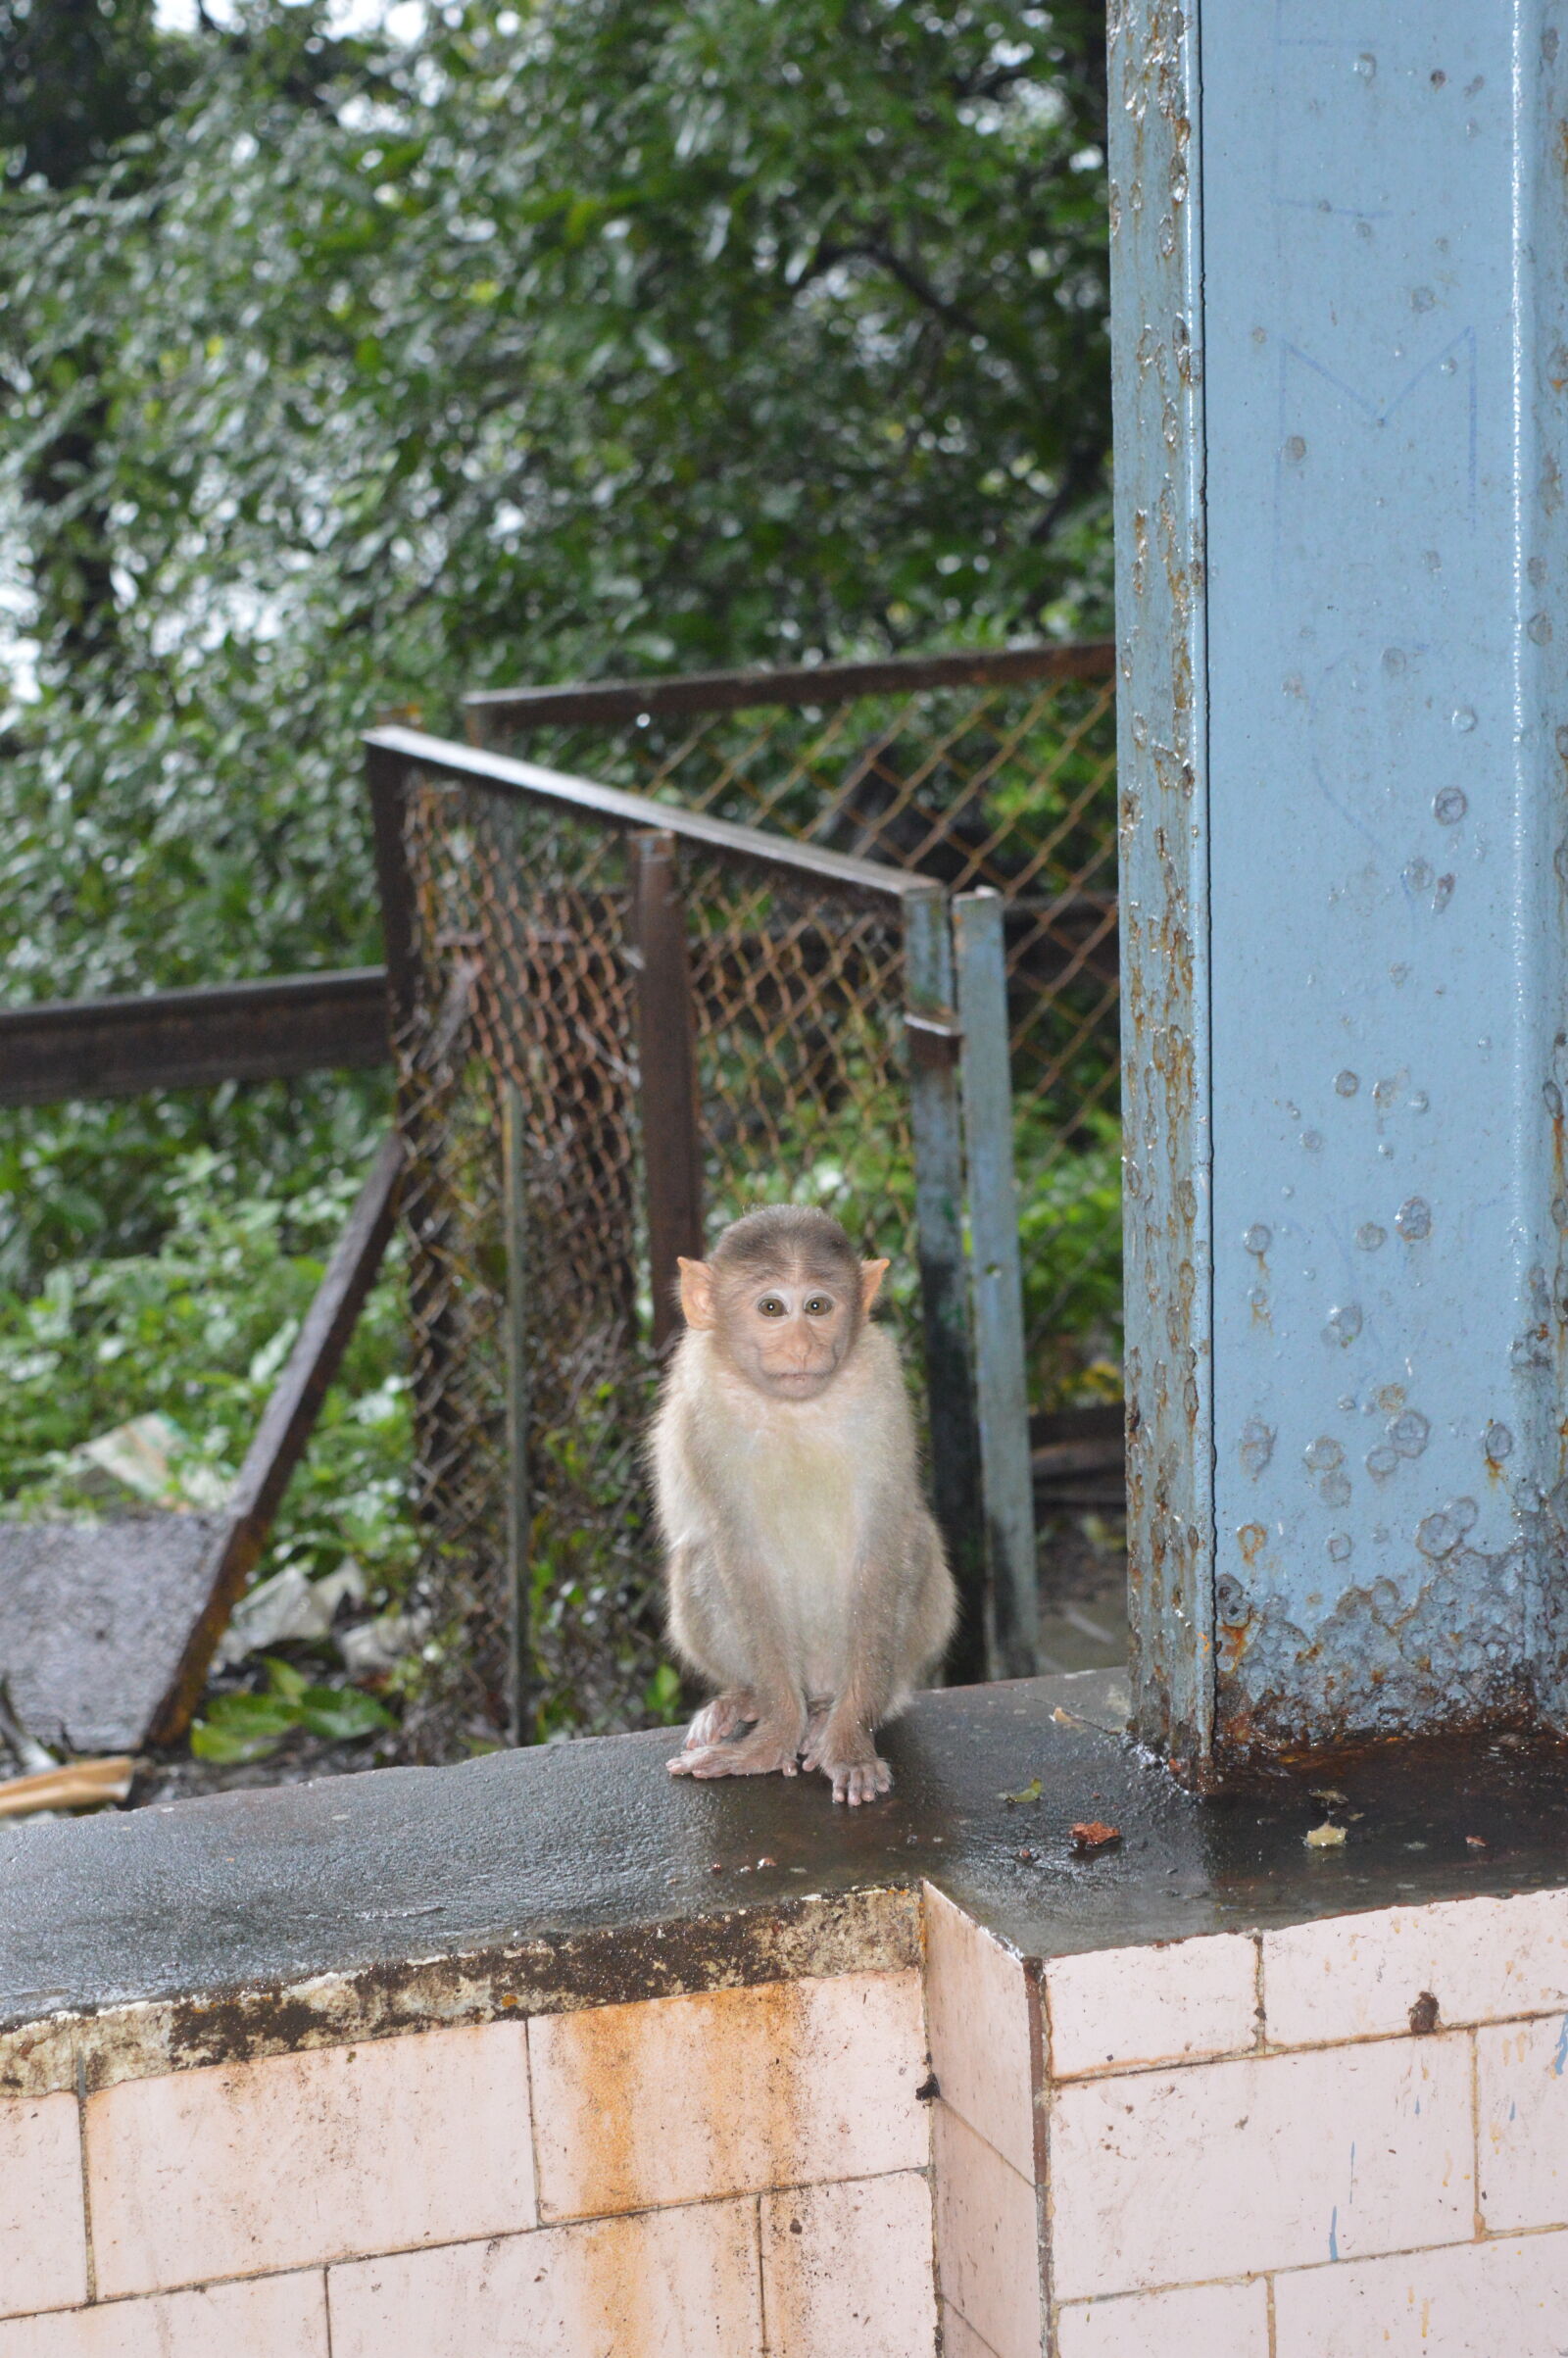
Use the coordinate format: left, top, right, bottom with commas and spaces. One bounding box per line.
678, 1256, 718, 1330
859, 1257, 891, 1313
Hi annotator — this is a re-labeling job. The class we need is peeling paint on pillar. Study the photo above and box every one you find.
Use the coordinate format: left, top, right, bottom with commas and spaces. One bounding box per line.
1109, 0, 1215, 1764
1112, 1, 1568, 1761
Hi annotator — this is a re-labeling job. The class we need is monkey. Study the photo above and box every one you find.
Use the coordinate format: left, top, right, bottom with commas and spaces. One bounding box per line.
649, 1204, 956, 1805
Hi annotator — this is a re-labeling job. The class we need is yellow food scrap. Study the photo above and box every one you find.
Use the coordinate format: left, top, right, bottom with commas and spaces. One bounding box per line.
1304, 1820, 1348, 1848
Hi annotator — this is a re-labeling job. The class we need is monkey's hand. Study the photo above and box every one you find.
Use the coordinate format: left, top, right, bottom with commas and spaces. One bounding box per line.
667, 1714, 805, 1782
802, 1713, 893, 1806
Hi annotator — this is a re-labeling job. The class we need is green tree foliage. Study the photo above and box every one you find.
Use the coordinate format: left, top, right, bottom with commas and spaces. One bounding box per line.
0, 0, 1110, 932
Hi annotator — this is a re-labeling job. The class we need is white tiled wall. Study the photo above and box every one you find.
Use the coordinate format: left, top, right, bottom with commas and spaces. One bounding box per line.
922, 1878, 1568, 2358
8, 1881, 1568, 2356
0, 1971, 931, 2358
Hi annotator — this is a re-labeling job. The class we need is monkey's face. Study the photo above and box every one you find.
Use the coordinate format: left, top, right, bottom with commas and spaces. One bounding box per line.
678, 1245, 889, 1400
721, 1269, 858, 1401
698, 1273, 858, 1396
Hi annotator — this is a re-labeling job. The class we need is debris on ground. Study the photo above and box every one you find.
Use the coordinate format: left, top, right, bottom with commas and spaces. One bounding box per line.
1069, 1820, 1121, 1854
1304, 1820, 1348, 1848
214, 1559, 366, 1669
1000, 1777, 1044, 1805
337, 1606, 430, 1679
68, 1412, 227, 1510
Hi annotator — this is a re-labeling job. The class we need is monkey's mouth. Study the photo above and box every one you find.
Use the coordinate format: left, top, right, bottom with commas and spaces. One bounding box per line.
768, 1369, 828, 1388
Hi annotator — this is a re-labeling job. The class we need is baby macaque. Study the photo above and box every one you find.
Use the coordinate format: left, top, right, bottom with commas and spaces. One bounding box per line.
651, 1204, 956, 1804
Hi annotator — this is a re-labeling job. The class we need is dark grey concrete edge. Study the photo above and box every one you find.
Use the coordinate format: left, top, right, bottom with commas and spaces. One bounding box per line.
0, 1884, 920, 2100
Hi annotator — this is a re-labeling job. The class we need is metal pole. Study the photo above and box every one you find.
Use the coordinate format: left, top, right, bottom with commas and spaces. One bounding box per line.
628, 830, 705, 1352
501, 1081, 536, 1745
905, 886, 987, 1684
954, 889, 1038, 1677
1111, 0, 1568, 1768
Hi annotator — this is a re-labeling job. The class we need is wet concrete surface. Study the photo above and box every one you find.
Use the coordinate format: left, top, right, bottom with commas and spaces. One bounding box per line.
6, 1670, 1568, 2065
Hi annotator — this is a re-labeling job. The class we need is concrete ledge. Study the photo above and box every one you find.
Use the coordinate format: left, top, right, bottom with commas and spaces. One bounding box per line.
6, 1670, 1568, 2095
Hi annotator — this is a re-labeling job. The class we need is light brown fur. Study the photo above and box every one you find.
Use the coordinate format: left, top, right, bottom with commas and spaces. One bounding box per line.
649, 1205, 956, 1804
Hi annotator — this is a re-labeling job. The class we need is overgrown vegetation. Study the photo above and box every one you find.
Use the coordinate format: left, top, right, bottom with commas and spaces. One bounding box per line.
0, 0, 1114, 1757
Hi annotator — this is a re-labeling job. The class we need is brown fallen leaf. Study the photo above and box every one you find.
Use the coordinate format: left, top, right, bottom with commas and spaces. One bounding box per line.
0, 1756, 133, 1819
1464, 1834, 1488, 1851
1069, 1820, 1121, 1855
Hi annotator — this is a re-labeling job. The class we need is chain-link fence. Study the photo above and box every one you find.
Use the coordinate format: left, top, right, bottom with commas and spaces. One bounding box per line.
466, 643, 1120, 1415
367, 729, 1002, 1750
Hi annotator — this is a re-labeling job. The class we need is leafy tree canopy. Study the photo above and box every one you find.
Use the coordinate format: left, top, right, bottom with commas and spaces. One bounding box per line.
0, 0, 1110, 1267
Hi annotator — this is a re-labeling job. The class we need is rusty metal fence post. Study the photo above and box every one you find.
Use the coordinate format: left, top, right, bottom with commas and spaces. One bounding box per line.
955, 888, 1038, 1677
501, 1079, 534, 1744
904, 889, 988, 1683
628, 831, 704, 1354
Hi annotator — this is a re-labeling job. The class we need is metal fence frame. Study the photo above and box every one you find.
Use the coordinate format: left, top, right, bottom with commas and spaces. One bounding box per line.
365, 724, 1037, 1725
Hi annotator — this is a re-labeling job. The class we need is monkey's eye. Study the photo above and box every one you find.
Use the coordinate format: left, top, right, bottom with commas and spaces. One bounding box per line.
758, 1296, 787, 1318
804, 1295, 833, 1316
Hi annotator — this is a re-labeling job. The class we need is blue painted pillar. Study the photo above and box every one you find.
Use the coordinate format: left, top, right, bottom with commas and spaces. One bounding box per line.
1111, 0, 1568, 1765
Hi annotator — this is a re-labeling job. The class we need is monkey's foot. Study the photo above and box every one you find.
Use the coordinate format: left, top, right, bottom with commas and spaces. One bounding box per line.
682, 1692, 759, 1750
802, 1717, 893, 1806
667, 1721, 804, 1782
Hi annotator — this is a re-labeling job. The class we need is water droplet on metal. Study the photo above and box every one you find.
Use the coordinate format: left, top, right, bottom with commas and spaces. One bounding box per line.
1302, 1129, 1323, 1152
1244, 1223, 1272, 1254
1324, 1303, 1363, 1347
1410, 1092, 1430, 1112
1356, 1223, 1387, 1251
1249, 1286, 1269, 1312
1448, 1495, 1479, 1533
1321, 1471, 1352, 1507
1284, 434, 1307, 461
1354, 50, 1376, 76
1335, 1070, 1359, 1098
1390, 1410, 1431, 1457
1530, 612, 1554, 646
1434, 787, 1467, 824
1452, 707, 1478, 732
1416, 1510, 1461, 1559
1303, 1437, 1344, 1472
1396, 1198, 1432, 1241
1383, 646, 1407, 672
1545, 1081, 1565, 1120
1367, 1446, 1399, 1479
1411, 286, 1436, 313
1327, 1533, 1353, 1563
1240, 1419, 1275, 1477
1484, 1421, 1513, 1460
1432, 873, 1455, 911
1403, 858, 1434, 894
